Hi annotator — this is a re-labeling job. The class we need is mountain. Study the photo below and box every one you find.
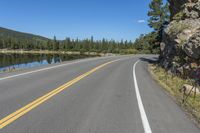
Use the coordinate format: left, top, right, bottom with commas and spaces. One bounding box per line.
0, 27, 49, 42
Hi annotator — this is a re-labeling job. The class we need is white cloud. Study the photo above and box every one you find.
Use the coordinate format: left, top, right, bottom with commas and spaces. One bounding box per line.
137, 20, 145, 23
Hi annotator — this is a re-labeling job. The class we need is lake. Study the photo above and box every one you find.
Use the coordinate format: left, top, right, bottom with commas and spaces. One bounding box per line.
0, 53, 96, 72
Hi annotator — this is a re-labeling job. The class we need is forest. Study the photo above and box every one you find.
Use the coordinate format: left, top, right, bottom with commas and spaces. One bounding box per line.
0, 27, 137, 54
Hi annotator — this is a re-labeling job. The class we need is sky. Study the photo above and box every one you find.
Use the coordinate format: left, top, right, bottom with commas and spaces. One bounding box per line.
0, 0, 154, 41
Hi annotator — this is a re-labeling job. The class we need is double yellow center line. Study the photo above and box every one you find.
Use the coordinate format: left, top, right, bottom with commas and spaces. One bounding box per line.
0, 60, 118, 129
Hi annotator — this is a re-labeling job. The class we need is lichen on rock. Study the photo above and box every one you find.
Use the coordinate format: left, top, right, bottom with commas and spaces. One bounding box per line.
183, 30, 200, 59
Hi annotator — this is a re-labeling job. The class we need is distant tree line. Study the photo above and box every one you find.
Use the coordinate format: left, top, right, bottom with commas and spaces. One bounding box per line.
0, 35, 139, 54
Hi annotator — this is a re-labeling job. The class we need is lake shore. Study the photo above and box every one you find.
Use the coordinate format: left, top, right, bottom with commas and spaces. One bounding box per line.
0, 52, 98, 74
0, 49, 116, 56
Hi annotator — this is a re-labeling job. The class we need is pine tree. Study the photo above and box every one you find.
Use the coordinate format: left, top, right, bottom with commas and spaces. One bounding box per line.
148, 0, 169, 41
53, 36, 59, 51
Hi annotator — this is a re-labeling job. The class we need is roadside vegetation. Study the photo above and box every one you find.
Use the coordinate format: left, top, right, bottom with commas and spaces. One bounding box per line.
133, 32, 160, 54
149, 64, 200, 125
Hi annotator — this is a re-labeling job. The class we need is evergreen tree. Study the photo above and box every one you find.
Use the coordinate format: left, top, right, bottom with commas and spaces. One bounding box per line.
148, 0, 169, 41
53, 36, 59, 51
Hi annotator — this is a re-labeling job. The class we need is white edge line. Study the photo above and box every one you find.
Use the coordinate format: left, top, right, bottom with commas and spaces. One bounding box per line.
0, 58, 97, 81
133, 60, 152, 133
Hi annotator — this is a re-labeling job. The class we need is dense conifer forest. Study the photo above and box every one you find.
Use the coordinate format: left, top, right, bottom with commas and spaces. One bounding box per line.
0, 27, 136, 54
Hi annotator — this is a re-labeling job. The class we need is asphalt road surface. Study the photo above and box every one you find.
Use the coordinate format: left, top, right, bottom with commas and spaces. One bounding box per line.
0, 55, 199, 133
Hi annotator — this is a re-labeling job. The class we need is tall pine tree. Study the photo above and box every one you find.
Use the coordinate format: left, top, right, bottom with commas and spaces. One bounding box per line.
148, 0, 169, 41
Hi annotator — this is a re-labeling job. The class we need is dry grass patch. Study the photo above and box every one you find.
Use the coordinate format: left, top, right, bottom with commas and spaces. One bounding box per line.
149, 64, 200, 126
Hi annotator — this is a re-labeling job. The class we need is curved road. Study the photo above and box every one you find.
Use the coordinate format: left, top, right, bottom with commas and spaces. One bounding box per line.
0, 55, 199, 133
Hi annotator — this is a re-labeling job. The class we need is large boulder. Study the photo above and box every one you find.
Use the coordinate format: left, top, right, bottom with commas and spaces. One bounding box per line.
160, 0, 200, 71
160, 19, 200, 68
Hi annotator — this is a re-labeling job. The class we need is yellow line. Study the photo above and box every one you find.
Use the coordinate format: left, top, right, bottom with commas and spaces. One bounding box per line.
0, 60, 118, 129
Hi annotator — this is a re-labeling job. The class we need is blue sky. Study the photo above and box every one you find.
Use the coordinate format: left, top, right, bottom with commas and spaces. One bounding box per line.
0, 0, 154, 41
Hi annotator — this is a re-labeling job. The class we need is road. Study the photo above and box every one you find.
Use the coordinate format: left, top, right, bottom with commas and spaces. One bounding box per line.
0, 55, 199, 133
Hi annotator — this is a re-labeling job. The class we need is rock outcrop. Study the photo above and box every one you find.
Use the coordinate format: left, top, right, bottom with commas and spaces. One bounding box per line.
160, 0, 200, 82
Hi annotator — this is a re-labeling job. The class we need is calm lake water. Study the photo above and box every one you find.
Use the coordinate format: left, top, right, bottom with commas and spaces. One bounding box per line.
0, 53, 96, 72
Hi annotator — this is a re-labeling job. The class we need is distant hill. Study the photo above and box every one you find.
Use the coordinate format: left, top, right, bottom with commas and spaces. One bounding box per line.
0, 27, 49, 42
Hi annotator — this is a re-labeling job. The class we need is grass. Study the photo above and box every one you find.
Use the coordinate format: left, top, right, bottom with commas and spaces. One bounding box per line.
149, 64, 200, 126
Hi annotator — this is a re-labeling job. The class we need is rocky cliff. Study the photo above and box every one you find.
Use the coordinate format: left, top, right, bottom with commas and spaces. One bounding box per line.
160, 0, 200, 81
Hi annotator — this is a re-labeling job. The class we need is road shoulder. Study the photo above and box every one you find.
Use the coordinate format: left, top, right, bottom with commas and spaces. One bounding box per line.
148, 63, 200, 128
135, 59, 200, 133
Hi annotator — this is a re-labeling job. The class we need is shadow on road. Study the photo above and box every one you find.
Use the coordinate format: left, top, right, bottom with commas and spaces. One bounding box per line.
139, 57, 158, 64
